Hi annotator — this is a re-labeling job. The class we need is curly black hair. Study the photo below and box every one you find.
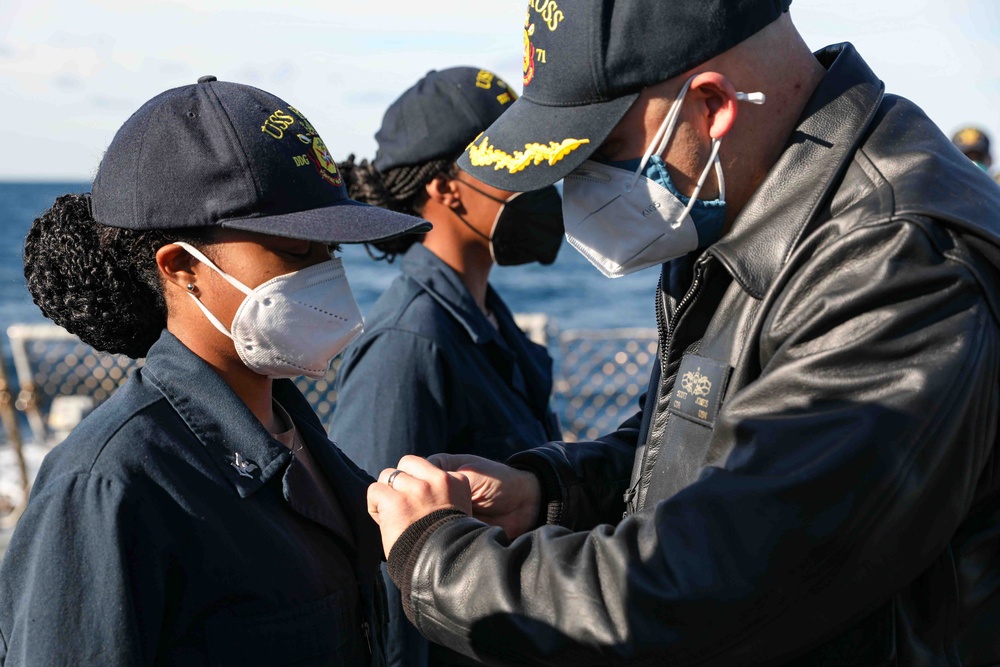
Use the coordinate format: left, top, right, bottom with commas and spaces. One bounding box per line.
337, 154, 457, 262
23, 193, 215, 359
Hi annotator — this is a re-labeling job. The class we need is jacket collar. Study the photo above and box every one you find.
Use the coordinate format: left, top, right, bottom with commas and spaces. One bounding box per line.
278, 385, 384, 572
709, 43, 885, 299
141, 331, 382, 566
401, 243, 501, 345
142, 330, 290, 498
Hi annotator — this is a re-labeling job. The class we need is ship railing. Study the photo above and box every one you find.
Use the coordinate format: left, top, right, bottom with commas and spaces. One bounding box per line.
554, 327, 657, 442
1, 318, 658, 523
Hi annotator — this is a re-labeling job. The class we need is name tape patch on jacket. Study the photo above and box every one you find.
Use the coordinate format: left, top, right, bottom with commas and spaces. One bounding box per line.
669, 354, 731, 427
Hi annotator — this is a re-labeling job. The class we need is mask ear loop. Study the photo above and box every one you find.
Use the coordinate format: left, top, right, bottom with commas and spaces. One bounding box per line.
173, 241, 267, 341
672, 138, 723, 229
173, 242, 262, 301
487, 191, 523, 264
627, 84, 765, 197
670, 90, 764, 228
628, 76, 695, 193
714, 152, 726, 203
454, 178, 518, 262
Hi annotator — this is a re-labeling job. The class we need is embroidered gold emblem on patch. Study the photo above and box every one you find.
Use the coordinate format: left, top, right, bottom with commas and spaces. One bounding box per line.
476, 70, 495, 90
681, 369, 713, 397
528, 0, 565, 32
467, 135, 590, 174
309, 136, 342, 186
260, 109, 296, 140
259, 106, 342, 188
523, 15, 537, 86
496, 77, 517, 106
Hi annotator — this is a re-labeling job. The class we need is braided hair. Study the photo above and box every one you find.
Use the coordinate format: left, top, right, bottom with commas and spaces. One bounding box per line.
338, 154, 457, 262
23, 193, 215, 359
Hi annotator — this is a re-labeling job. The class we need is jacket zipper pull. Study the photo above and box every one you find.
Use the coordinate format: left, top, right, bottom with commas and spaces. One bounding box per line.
362, 619, 372, 654
623, 484, 639, 517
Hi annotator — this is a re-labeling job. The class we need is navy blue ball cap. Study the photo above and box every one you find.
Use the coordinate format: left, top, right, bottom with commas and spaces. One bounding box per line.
459, 0, 793, 191
952, 127, 990, 156
91, 77, 430, 243
374, 66, 518, 173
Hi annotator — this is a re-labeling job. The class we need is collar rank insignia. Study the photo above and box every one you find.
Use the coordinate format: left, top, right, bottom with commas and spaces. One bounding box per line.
231, 452, 259, 479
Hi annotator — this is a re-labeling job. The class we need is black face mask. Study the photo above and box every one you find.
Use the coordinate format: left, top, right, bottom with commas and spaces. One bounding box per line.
455, 180, 564, 266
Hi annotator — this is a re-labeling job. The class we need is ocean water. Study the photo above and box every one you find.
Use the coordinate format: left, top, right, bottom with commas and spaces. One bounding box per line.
0, 180, 660, 451
0, 182, 662, 546
0, 182, 657, 337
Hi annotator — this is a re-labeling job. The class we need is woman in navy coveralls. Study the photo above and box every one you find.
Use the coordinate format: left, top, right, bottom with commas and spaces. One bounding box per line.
329, 67, 564, 667
0, 78, 427, 666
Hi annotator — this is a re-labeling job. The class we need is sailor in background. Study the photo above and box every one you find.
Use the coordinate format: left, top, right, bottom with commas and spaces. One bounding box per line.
330, 67, 563, 666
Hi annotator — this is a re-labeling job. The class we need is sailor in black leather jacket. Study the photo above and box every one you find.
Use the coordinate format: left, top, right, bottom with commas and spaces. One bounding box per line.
366, 5, 1000, 665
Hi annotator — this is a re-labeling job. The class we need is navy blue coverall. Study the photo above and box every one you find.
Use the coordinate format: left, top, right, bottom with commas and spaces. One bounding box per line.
329, 243, 561, 666
0, 331, 387, 666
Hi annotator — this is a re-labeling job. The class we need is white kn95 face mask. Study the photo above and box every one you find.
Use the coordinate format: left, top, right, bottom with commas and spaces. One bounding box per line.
174, 241, 363, 379
562, 76, 765, 278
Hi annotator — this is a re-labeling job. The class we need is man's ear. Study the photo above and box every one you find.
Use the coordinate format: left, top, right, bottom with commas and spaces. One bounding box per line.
155, 243, 199, 293
689, 72, 738, 140
424, 174, 462, 210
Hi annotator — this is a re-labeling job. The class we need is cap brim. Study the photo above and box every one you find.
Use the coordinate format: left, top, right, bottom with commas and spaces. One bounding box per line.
457, 92, 639, 191
220, 198, 431, 244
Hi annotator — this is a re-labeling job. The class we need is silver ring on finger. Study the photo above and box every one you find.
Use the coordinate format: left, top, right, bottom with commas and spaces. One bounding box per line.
386, 469, 404, 488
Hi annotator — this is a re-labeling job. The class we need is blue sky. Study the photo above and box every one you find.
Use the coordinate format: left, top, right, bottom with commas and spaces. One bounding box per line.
1, 0, 998, 180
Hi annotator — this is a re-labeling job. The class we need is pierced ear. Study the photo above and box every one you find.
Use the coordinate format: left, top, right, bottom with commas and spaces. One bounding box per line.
689, 72, 738, 140
155, 243, 198, 292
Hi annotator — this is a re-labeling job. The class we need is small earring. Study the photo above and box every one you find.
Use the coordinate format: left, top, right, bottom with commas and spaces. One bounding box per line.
186, 283, 195, 292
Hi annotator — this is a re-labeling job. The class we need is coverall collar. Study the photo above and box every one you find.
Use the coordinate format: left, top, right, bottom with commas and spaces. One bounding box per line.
139, 329, 369, 510
401, 243, 507, 346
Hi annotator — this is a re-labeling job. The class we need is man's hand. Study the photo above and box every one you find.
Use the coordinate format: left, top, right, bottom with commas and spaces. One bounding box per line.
429, 453, 542, 540
367, 455, 472, 559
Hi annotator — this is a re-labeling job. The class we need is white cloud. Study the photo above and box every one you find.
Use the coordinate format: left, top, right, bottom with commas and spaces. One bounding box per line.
0, 0, 997, 179
0, 42, 104, 84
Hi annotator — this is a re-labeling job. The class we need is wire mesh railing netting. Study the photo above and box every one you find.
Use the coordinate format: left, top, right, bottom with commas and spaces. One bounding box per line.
553, 329, 657, 441
2, 322, 658, 449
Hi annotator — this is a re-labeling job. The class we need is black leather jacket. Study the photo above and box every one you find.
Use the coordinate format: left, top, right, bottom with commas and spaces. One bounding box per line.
387, 44, 1000, 666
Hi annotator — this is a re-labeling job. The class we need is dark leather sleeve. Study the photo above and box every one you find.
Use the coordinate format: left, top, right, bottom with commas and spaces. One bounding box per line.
395, 219, 1000, 665
507, 406, 642, 530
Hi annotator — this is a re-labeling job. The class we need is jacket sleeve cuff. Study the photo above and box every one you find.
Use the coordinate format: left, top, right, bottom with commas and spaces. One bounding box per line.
386, 509, 466, 621
507, 449, 564, 528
